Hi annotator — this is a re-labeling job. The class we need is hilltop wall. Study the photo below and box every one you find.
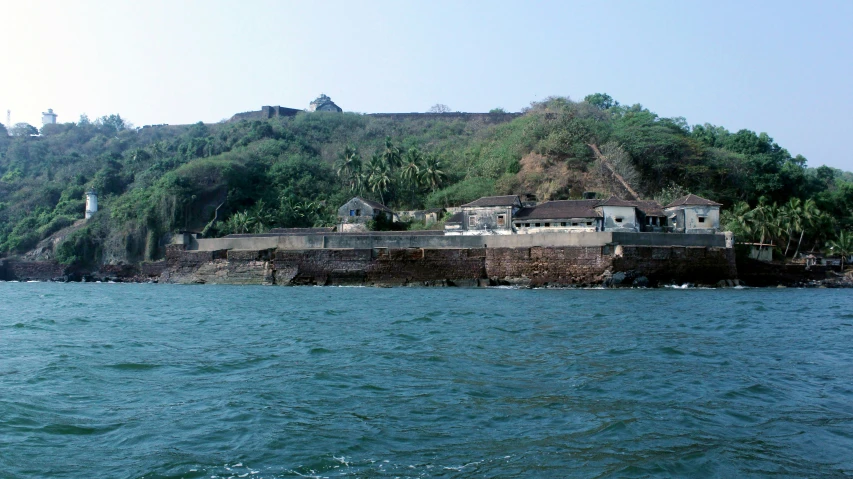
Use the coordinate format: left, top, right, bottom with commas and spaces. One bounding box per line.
366, 112, 522, 124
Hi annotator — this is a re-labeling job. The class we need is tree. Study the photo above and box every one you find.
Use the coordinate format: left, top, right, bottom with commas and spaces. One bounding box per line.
793, 198, 819, 258
489, 107, 507, 114
401, 148, 422, 188
366, 154, 392, 205
382, 137, 402, 169
96, 114, 130, 134
10, 123, 38, 136
781, 197, 803, 257
721, 201, 753, 240
335, 146, 362, 192
584, 93, 619, 110
428, 104, 451, 113
224, 211, 250, 234
826, 230, 853, 271
420, 154, 446, 192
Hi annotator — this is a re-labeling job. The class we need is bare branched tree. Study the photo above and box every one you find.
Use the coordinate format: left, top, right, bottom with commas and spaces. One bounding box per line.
428, 104, 451, 113
599, 141, 642, 195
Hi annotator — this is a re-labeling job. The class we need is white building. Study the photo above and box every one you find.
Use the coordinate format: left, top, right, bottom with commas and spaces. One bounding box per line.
42, 109, 58, 126
85, 190, 98, 220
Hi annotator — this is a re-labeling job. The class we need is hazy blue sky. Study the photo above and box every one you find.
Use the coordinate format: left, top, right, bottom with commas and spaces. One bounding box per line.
3, 0, 851, 170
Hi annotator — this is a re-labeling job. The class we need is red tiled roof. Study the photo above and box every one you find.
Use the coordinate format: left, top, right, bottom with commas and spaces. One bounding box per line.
597, 195, 637, 207
513, 200, 601, 220
355, 197, 393, 212
665, 194, 721, 208
462, 195, 521, 207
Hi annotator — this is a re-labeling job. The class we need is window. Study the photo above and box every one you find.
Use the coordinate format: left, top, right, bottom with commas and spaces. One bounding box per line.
356, 209, 361, 216
497, 214, 506, 226
615, 217, 623, 223
469, 215, 477, 227
561, 222, 567, 226
698, 216, 706, 223
515, 223, 521, 228
525, 223, 530, 227
349, 209, 355, 216
545, 223, 550, 227
571, 222, 578, 226
535, 223, 541, 227
587, 222, 592, 226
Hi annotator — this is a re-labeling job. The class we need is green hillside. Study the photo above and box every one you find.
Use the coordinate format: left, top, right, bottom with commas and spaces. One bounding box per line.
0, 94, 850, 267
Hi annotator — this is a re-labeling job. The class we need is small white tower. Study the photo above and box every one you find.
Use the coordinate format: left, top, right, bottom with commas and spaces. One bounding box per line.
42, 108, 58, 126
85, 190, 98, 219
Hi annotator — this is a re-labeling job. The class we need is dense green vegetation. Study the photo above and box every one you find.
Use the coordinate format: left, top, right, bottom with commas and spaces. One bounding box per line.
0, 94, 850, 266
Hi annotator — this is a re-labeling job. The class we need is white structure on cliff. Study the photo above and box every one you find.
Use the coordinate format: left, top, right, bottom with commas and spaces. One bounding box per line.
42, 108, 58, 126
85, 190, 98, 220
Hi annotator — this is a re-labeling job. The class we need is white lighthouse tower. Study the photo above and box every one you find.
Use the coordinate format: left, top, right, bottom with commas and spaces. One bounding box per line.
42, 108, 58, 126
85, 190, 98, 219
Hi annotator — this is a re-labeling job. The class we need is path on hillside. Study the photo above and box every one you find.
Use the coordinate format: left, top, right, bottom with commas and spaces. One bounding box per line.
588, 143, 642, 201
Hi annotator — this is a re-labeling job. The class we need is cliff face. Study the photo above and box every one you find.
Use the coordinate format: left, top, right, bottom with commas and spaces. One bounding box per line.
159, 244, 738, 287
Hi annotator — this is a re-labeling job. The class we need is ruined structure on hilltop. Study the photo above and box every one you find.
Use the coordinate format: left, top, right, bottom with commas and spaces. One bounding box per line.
307, 94, 342, 112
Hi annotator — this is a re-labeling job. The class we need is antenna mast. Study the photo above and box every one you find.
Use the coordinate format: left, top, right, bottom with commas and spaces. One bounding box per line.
6, 110, 9, 129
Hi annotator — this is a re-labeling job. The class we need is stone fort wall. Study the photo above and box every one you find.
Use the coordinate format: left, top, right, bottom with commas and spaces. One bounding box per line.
161, 244, 737, 287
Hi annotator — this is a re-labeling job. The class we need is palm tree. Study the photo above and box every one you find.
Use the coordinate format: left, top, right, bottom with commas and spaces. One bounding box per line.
366, 154, 392, 205
335, 146, 361, 189
401, 148, 422, 189
382, 137, 402, 170
225, 211, 250, 234
826, 230, 853, 272
420, 154, 446, 192
722, 201, 753, 241
793, 198, 819, 258
248, 200, 275, 234
781, 197, 803, 257
746, 197, 782, 256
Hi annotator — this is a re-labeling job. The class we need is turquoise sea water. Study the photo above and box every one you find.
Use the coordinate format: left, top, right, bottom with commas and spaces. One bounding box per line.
1, 284, 852, 478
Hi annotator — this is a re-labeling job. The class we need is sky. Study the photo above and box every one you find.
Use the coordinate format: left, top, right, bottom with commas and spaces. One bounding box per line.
2, 0, 852, 171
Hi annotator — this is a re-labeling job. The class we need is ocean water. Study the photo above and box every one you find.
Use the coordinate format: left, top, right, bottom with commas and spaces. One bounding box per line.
0, 284, 851, 478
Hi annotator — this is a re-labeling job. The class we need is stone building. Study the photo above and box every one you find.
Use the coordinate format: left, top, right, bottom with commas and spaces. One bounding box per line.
512, 200, 601, 234
665, 194, 721, 234
337, 197, 393, 227
308, 94, 342, 112
442, 194, 711, 235
445, 195, 522, 235
42, 108, 58, 125
633, 201, 669, 232
594, 196, 640, 233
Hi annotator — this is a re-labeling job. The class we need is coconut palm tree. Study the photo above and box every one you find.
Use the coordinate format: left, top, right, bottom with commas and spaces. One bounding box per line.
792, 198, 819, 258
401, 148, 422, 188
746, 197, 782, 256
781, 197, 803, 257
420, 154, 446, 192
225, 211, 251, 235
826, 230, 853, 272
722, 201, 753, 240
366, 154, 392, 205
335, 146, 361, 187
382, 137, 402, 170
248, 200, 276, 233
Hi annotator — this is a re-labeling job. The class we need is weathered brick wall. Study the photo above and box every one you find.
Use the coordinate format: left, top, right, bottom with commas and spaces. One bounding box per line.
612, 246, 737, 284
162, 245, 738, 287
366, 248, 486, 286
485, 247, 610, 286
1, 260, 68, 281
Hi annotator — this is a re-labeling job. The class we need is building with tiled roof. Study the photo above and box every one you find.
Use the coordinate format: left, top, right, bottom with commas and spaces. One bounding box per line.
664, 194, 721, 234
